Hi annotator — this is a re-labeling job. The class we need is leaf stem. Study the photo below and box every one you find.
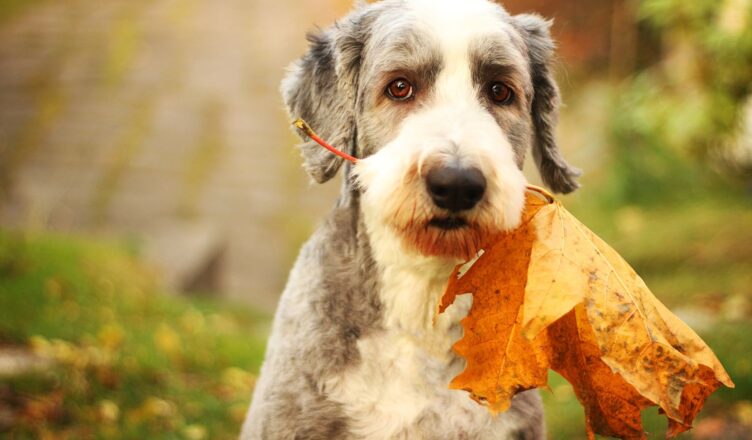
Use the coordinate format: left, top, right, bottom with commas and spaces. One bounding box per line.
293, 119, 358, 164
525, 185, 556, 203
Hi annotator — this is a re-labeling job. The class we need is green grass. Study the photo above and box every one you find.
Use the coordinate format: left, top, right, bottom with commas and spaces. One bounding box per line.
539, 190, 752, 439
0, 231, 268, 439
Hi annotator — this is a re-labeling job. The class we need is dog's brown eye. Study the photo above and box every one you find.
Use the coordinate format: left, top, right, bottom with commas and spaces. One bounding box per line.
386, 78, 414, 101
489, 82, 514, 105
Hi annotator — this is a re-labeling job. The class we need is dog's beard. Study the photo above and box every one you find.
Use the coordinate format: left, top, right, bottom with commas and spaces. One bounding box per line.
374, 174, 509, 262
392, 214, 501, 261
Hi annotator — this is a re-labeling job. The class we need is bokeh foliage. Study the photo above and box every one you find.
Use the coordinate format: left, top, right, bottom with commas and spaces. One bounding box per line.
604, 0, 752, 205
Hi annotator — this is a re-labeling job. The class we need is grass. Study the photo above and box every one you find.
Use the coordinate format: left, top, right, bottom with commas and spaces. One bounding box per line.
539, 188, 752, 439
0, 231, 268, 439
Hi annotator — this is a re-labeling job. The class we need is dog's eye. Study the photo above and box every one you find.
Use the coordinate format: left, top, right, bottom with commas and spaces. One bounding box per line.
386, 78, 414, 101
488, 82, 514, 105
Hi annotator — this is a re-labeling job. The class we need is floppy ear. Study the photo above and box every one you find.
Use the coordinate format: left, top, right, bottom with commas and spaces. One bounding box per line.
281, 11, 367, 184
514, 14, 581, 194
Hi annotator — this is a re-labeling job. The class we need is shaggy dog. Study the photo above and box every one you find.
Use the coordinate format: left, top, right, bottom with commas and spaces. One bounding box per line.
242, 0, 579, 438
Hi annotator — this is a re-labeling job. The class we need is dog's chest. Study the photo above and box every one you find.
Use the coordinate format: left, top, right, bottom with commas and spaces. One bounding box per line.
326, 265, 510, 439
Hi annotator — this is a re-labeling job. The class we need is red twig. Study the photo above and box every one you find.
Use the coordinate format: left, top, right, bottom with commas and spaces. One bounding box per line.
293, 119, 358, 164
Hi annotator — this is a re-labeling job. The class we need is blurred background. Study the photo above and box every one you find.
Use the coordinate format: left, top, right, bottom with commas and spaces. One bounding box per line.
0, 0, 750, 438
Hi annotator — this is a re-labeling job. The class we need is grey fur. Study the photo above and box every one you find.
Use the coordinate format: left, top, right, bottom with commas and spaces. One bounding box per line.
242, 197, 383, 439
355, 14, 444, 158
513, 14, 581, 193
469, 35, 534, 167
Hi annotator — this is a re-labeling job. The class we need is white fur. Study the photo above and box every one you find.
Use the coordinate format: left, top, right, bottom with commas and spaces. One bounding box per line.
330, 1, 529, 437
325, 244, 517, 439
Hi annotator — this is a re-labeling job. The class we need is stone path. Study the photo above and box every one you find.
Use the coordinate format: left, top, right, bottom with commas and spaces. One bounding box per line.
0, 0, 354, 310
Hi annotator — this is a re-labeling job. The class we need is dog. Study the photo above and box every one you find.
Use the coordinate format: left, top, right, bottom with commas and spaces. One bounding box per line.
241, 0, 580, 438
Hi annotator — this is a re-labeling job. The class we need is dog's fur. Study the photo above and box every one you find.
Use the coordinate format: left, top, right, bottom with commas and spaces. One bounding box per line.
241, 0, 580, 438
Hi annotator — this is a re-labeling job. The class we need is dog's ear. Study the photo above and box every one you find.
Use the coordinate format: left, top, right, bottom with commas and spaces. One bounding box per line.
281, 12, 367, 184
514, 14, 581, 194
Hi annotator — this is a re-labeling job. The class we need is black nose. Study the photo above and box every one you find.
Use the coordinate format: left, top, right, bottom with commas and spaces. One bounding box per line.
426, 166, 486, 212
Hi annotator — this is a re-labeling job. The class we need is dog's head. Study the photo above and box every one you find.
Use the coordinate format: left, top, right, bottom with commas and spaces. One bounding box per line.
283, 0, 580, 262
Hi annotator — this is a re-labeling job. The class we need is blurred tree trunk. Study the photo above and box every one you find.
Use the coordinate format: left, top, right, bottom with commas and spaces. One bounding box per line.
609, 0, 638, 80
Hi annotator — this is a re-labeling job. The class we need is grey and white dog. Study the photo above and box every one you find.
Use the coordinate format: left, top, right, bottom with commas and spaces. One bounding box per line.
242, 0, 580, 438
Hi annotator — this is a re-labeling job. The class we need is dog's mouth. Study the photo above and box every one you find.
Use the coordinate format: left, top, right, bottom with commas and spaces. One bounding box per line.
428, 217, 469, 230
404, 215, 487, 260
397, 214, 496, 260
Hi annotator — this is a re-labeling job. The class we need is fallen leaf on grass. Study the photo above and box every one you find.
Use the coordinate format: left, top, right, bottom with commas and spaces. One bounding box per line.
439, 186, 734, 439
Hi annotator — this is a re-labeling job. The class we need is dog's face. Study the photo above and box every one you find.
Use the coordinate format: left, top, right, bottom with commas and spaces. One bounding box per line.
283, 0, 579, 261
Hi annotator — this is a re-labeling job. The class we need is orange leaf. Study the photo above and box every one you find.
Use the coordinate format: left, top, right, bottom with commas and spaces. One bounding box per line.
440, 195, 550, 413
439, 187, 734, 439
547, 307, 652, 440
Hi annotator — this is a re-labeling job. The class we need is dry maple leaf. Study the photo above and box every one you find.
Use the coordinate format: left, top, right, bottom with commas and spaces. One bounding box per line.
439, 192, 551, 413
439, 186, 734, 439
